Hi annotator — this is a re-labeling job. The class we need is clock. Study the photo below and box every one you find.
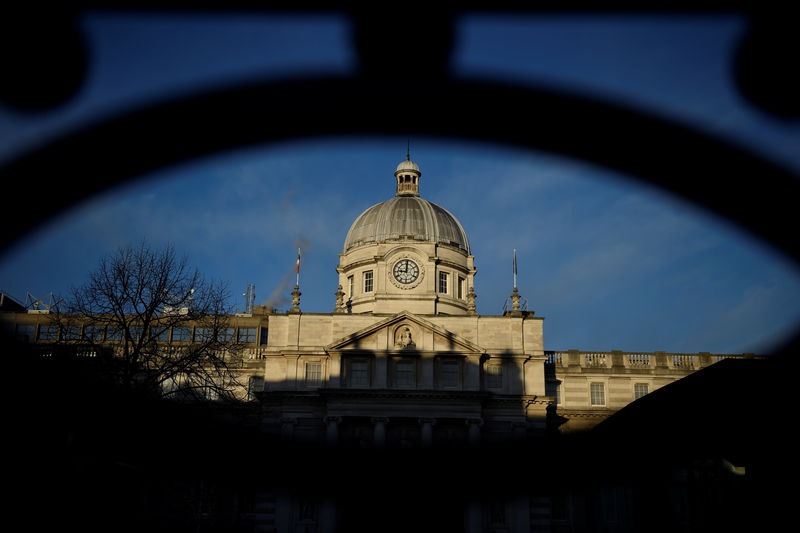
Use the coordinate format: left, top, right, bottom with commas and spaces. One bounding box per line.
393, 259, 419, 284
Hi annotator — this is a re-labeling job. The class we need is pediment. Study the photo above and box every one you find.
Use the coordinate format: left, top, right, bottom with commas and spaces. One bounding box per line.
326, 311, 485, 354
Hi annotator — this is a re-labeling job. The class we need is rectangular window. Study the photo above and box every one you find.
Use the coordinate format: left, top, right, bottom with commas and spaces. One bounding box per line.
349, 360, 369, 387
195, 328, 214, 342
590, 382, 606, 406
16, 324, 36, 343
260, 327, 268, 345
348, 275, 354, 298
363, 270, 373, 293
305, 362, 322, 387
150, 327, 169, 342
62, 326, 81, 341
38, 325, 59, 341
82, 325, 104, 342
440, 360, 460, 388
634, 383, 649, 400
204, 381, 220, 401
238, 327, 257, 343
394, 360, 415, 388
248, 376, 264, 400
106, 327, 123, 341
129, 326, 144, 341
172, 327, 192, 342
438, 271, 448, 294
219, 327, 235, 342
486, 364, 503, 389
458, 276, 465, 299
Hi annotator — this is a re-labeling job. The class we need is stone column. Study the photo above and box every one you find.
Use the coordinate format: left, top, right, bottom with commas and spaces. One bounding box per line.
465, 417, 483, 447
372, 417, 389, 449
419, 417, 436, 448
324, 416, 341, 448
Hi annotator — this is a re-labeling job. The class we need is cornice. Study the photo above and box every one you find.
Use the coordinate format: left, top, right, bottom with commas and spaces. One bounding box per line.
554, 408, 615, 418
320, 389, 489, 401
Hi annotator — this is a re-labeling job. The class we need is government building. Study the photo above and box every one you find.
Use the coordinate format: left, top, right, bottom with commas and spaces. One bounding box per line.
1, 157, 761, 533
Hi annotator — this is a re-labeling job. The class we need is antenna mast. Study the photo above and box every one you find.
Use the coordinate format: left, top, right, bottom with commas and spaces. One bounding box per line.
243, 284, 256, 314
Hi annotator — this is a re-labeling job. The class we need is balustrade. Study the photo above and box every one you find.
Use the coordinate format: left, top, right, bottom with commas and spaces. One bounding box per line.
626, 353, 651, 367
671, 354, 695, 368
584, 352, 607, 367
545, 351, 564, 365
543, 350, 752, 370
246, 347, 269, 360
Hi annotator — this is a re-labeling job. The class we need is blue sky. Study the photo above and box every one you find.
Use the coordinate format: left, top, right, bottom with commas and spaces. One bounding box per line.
1, 10, 799, 354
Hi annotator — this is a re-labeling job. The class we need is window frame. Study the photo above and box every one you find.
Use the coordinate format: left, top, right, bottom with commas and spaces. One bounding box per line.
150, 326, 170, 342
37, 325, 59, 341
219, 327, 235, 342
106, 326, 124, 342
438, 358, 461, 389
16, 324, 36, 343
304, 361, 323, 387
171, 327, 192, 342
634, 382, 649, 400
590, 382, 606, 406
247, 375, 264, 400
392, 357, 416, 389
83, 325, 105, 342
363, 270, 373, 293
237, 327, 257, 343
438, 271, 448, 295
61, 325, 82, 341
347, 357, 371, 388
194, 327, 214, 342
486, 363, 503, 389
129, 326, 144, 341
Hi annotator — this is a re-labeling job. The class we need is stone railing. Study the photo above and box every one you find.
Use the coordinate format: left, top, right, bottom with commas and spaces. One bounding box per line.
245, 347, 270, 360
544, 350, 758, 371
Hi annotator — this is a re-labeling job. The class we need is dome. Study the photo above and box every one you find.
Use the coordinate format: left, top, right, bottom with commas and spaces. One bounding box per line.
343, 196, 470, 253
395, 159, 420, 174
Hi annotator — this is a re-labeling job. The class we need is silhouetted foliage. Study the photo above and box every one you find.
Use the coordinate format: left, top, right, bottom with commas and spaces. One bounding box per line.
56, 242, 243, 400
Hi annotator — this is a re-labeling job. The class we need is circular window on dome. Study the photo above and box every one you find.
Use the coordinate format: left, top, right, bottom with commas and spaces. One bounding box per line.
389, 254, 425, 289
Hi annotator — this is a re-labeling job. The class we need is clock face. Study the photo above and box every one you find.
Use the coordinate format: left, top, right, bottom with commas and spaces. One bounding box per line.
393, 259, 420, 284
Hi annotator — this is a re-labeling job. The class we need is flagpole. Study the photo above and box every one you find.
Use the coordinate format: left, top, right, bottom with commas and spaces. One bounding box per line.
513, 248, 517, 289
296, 247, 301, 287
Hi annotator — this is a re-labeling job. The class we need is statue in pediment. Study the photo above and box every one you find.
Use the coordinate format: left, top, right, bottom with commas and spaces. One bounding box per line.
396, 326, 415, 348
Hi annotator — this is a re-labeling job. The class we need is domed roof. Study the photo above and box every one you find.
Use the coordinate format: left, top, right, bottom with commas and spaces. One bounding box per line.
395, 159, 420, 174
343, 196, 470, 254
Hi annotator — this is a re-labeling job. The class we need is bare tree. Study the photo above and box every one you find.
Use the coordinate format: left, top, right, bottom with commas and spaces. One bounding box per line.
57, 242, 243, 400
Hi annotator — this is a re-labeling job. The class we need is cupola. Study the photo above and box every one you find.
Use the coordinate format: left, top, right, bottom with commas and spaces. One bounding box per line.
394, 155, 421, 196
